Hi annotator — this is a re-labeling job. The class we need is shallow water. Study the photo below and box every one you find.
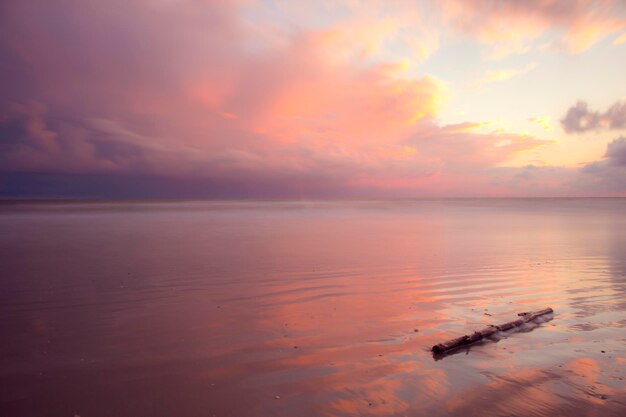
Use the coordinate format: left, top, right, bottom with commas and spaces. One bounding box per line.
1, 199, 625, 417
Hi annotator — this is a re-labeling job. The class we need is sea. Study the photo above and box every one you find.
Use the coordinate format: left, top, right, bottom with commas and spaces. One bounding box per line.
1, 198, 625, 416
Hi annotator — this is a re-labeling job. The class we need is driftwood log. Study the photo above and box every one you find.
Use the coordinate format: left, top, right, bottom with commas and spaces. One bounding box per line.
431, 307, 553, 354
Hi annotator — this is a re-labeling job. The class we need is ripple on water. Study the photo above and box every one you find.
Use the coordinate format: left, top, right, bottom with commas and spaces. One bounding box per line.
1, 199, 625, 417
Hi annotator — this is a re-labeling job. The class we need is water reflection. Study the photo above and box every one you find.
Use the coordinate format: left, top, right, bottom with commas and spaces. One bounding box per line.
0, 199, 625, 416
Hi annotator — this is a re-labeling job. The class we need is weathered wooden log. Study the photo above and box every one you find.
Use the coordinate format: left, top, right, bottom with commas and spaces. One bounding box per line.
431, 307, 553, 354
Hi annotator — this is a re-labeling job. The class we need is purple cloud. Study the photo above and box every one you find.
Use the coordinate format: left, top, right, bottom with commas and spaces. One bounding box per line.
605, 136, 626, 166
577, 137, 626, 193
561, 101, 626, 133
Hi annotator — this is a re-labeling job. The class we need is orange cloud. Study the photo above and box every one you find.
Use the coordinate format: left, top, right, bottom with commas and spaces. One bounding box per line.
440, 0, 626, 57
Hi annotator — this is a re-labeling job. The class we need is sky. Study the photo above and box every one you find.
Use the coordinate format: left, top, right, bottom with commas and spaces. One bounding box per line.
1, 0, 626, 198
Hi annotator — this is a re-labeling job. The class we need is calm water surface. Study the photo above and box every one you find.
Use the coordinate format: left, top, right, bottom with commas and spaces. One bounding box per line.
1, 199, 625, 416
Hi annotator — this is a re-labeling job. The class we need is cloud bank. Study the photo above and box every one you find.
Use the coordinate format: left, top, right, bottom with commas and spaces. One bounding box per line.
0, 0, 625, 198
579, 137, 626, 192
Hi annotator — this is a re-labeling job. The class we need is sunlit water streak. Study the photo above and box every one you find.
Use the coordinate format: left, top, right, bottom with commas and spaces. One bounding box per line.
1, 199, 625, 416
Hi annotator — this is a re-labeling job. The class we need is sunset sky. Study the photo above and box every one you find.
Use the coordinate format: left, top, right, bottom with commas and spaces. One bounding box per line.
1, 0, 625, 198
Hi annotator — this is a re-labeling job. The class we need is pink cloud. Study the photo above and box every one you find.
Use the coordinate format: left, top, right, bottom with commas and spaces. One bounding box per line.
0, 0, 624, 197
440, 0, 626, 57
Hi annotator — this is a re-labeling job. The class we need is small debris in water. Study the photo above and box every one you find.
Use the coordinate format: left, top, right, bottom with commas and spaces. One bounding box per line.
601, 350, 606, 353
274, 395, 280, 400
293, 345, 298, 349
413, 328, 419, 332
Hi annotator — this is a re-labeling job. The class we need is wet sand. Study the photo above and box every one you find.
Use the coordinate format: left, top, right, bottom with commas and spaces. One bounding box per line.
1, 199, 625, 416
